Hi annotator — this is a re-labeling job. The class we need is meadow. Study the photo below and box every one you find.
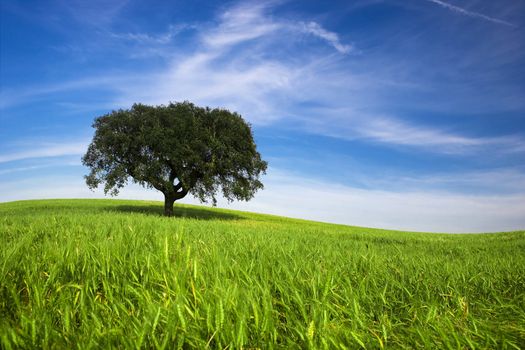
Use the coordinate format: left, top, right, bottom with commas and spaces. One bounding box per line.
1, 199, 524, 349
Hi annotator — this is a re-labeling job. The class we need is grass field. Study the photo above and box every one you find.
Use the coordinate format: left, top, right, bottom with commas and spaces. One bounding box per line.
1, 199, 524, 349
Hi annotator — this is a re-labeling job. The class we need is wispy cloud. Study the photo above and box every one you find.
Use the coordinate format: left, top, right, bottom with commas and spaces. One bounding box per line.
299, 21, 352, 54
425, 0, 515, 27
0, 141, 87, 164
352, 116, 525, 153
0, 159, 80, 175
202, 2, 283, 48
294, 106, 525, 154
0, 76, 130, 109
200, 2, 353, 54
110, 24, 193, 45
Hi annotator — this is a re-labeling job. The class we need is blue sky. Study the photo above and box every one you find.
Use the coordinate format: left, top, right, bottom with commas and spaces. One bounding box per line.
1, 0, 524, 232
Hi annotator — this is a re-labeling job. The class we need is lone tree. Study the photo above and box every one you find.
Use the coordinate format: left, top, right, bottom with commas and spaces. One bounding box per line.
82, 102, 267, 216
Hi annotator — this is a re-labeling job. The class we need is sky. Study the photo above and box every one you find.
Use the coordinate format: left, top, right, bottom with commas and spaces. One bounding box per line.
1, 0, 524, 233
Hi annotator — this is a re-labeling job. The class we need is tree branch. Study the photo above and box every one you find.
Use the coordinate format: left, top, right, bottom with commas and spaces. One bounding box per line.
174, 188, 188, 200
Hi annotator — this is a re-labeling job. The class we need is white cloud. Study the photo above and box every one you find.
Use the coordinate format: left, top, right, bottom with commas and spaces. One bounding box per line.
294, 108, 525, 154
351, 116, 525, 154
0, 157, 81, 175
0, 141, 87, 164
110, 24, 192, 45
202, 3, 282, 48
425, 0, 515, 27
299, 21, 352, 54
200, 2, 353, 53
358, 117, 480, 147
0, 75, 128, 109
112, 54, 295, 125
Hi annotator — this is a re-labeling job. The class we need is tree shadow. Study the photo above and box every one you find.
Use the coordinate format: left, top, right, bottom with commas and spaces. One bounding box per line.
111, 204, 243, 221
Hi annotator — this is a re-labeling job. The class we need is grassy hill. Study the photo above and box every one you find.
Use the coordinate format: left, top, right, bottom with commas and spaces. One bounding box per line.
1, 199, 524, 349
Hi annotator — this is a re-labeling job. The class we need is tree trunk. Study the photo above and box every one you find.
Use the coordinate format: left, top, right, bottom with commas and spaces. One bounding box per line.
164, 194, 175, 217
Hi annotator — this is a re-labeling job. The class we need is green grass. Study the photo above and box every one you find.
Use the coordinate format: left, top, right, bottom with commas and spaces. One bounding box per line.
1, 199, 524, 349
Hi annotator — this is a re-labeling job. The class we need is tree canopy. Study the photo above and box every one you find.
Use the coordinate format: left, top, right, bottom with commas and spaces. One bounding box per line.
82, 102, 267, 216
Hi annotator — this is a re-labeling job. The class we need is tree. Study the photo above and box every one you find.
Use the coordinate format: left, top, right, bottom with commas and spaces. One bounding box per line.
82, 102, 267, 216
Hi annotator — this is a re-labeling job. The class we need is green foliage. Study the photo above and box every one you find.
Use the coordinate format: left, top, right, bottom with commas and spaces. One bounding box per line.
1, 199, 525, 349
82, 102, 267, 214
